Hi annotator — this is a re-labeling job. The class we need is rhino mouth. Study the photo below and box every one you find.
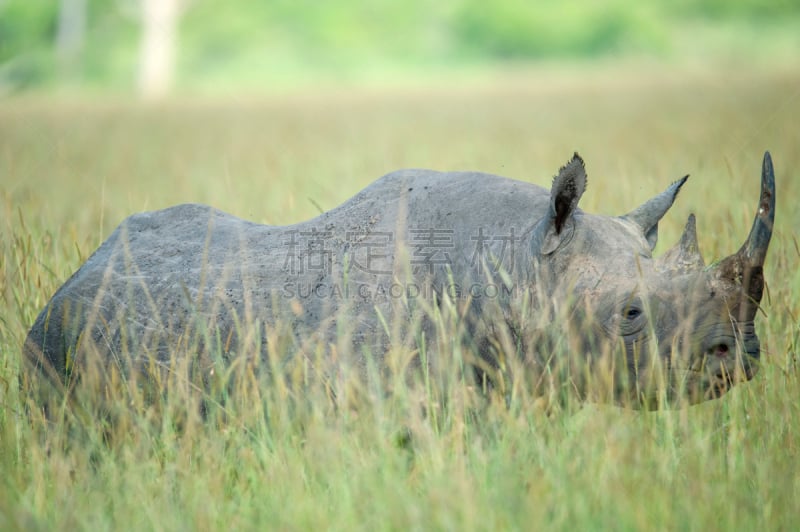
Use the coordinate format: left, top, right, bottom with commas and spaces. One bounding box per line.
703, 360, 758, 400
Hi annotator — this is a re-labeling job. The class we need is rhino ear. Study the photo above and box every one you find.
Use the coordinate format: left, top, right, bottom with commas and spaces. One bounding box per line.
624, 175, 688, 251
532, 153, 587, 255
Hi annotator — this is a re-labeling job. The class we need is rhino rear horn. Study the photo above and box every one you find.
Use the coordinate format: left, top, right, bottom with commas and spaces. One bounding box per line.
656, 213, 704, 273
624, 175, 688, 251
532, 153, 587, 255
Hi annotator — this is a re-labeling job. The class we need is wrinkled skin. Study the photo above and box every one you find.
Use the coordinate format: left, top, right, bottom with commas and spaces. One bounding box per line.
23, 152, 775, 408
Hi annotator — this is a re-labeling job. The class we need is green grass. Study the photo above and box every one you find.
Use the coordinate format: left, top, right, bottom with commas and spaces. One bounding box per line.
1, 64, 800, 530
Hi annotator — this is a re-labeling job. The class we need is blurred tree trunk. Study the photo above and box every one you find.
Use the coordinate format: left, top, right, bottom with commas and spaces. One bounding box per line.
138, 0, 181, 99
56, 0, 86, 75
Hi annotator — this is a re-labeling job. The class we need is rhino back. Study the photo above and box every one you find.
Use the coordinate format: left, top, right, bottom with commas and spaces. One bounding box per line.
25, 169, 552, 378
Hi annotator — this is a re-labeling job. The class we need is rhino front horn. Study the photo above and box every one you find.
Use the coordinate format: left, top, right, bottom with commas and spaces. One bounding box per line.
716, 151, 776, 321
742, 151, 776, 266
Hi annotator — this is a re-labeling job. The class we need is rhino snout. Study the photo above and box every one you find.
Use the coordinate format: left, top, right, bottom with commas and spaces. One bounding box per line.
699, 331, 760, 384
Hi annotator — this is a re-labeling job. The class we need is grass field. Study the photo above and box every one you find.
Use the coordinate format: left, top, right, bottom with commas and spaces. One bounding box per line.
1, 64, 799, 530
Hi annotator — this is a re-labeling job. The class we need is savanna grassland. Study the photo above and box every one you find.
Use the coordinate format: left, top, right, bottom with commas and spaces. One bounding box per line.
1, 65, 799, 530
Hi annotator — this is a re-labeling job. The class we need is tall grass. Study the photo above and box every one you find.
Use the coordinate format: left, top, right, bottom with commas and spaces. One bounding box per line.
1, 65, 799, 530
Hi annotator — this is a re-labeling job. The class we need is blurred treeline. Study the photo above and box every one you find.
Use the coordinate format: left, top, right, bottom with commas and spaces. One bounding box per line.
1, 0, 798, 95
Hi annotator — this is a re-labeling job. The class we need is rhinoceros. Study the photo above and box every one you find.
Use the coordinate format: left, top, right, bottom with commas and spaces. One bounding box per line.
23, 152, 775, 408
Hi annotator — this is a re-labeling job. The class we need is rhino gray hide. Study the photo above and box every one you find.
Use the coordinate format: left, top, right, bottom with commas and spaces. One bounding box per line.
24, 152, 776, 408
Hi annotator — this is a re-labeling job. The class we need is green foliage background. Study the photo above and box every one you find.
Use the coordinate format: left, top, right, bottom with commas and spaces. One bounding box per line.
1, 0, 799, 92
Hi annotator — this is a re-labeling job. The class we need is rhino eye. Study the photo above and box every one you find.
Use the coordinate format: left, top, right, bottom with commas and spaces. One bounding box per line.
619, 299, 646, 333
625, 308, 642, 320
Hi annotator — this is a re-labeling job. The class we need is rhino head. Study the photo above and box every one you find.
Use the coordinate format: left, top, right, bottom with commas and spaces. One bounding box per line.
528, 153, 775, 407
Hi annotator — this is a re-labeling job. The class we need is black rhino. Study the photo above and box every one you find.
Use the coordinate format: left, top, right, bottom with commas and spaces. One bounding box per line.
24, 152, 775, 408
